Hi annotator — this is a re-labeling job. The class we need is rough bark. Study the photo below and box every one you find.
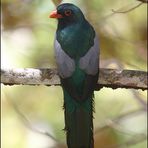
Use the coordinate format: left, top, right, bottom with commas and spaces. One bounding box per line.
1, 68, 147, 90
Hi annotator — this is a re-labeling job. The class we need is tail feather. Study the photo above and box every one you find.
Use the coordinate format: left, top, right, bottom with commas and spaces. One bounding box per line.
64, 91, 94, 148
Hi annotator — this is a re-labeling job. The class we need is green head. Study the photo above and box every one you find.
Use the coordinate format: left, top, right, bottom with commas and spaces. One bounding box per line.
50, 3, 85, 28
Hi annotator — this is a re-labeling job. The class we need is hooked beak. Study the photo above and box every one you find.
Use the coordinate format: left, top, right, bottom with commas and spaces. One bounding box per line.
49, 10, 63, 18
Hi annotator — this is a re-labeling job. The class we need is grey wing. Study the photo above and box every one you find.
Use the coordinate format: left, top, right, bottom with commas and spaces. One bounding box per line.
54, 39, 75, 78
79, 35, 99, 75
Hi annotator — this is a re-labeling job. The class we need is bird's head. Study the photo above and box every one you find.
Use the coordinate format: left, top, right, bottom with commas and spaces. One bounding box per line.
49, 3, 85, 24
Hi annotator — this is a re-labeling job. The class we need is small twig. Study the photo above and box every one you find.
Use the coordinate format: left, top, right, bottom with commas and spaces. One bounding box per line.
112, 2, 143, 14
95, 108, 145, 133
95, 109, 147, 148
132, 90, 147, 110
104, 119, 145, 136
52, 0, 62, 6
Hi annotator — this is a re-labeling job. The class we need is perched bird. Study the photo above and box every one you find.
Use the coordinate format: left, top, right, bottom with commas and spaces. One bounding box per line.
49, 3, 99, 148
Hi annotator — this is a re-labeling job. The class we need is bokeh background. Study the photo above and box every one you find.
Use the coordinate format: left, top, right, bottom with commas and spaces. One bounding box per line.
1, 0, 147, 148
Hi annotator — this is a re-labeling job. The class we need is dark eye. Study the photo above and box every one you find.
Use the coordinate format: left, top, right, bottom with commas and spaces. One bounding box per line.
64, 10, 72, 16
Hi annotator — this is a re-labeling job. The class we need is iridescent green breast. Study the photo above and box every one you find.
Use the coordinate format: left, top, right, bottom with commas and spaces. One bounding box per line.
56, 21, 95, 59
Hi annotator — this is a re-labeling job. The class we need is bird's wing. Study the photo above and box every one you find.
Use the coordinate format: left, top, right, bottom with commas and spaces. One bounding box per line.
54, 38, 80, 100
54, 39, 75, 78
79, 35, 100, 101
79, 35, 99, 75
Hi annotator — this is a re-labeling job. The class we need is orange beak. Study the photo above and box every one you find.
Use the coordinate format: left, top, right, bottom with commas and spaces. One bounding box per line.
49, 10, 63, 18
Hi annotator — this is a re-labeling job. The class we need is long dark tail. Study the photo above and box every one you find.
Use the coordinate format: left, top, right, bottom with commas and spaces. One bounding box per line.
63, 91, 94, 148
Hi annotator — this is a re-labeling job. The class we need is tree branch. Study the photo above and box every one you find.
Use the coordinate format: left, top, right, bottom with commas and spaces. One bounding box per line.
94, 108, 147, 148
6, 96, 59, 143
112, 2, 143, 14
137, 0, 148, 3
95, 108, 145, 134
1, 68, 147, 90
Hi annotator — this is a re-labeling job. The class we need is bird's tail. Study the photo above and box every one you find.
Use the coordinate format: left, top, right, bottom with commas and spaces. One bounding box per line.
63, 90, 94, 148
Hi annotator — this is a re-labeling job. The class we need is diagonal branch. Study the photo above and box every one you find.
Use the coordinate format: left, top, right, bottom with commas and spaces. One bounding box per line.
112, 2, 143, 14
94, 108, 147, 148
1, 68, 148, 90
7, 96, 59, 142
137, 0, 148, 3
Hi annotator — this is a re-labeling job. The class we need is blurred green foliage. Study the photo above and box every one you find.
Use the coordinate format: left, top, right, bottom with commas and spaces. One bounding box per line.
1, 0, 147, 148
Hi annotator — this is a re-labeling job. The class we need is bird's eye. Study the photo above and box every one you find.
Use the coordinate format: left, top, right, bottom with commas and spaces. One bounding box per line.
64, 10, 72, 16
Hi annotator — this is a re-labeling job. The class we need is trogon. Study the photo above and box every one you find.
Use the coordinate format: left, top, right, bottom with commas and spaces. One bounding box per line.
49, 3, 99, 148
